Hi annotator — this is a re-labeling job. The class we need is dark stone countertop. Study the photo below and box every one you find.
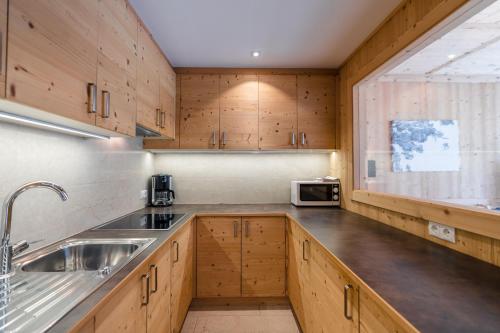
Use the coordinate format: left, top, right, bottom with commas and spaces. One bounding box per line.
49, 204, 500, 333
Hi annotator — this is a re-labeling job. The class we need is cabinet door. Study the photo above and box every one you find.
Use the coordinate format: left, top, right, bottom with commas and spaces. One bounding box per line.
159, 56, 176, 138
96, 0, 137, 136
137, 22, 160, 132
219, 74, 259, 149
179, 74, 219, 149
258, 75, 297, 149
7, 0, 98, 124
197, 216, 242, 297
147, 241, 171, 333
0, 0, 7, 97
297, 75, 336, 149
95, 270, 148, 333
242, 216, 285, 297
309, 240, 359, 333
287, 220, 312, 332
171, 221, 194, 333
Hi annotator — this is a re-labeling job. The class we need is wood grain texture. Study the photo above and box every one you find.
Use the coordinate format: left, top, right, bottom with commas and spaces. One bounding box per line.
297, 75, 336, 149
175, 68, 337, 75
219, 74, 259, 149
179, 74, 220, 149
171, 220, 194, 333
159, 55, 176, 138
95, 269, 147, 333
0, 0, 7, 97
196, 216, 242, 297
74, 318, 94, 333
242, 216, 286, 297
7, 0, 99, 124
258, 74, 298, 149
144, 75, 181, 148
147, 240, 171, 333
96, 0, 137, 136
137, 21, 160, 131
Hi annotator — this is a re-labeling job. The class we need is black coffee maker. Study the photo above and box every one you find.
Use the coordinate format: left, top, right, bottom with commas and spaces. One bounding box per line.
150, 174, 175, 206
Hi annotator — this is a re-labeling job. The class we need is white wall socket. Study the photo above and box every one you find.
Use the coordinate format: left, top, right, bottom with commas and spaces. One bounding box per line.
140, 190, 148, 200
428, 221, 456, 243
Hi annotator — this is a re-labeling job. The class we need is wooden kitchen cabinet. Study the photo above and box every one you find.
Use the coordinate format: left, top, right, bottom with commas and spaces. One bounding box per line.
179, 74, 220, 149
0, 0, 7, 97
7, 0, 99, 124
219, 74, 259, 149
242, 216, 286, 296
171, 220, 194, 333
159, 56, 176, 138
297, 75, 336, 149
147, 240, 171, 333
196, 216, 242, 297
137, 22, 160, 132
96, 0, 137, 136
287, 219, 358, 333
258, 75, 298, 149
95, 268, 148, 333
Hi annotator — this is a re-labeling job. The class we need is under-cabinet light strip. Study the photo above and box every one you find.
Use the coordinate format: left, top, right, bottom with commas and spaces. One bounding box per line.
0, 111, 110, 140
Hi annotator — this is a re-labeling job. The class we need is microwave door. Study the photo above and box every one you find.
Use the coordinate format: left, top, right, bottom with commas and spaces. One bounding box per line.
299, 184, 333, 203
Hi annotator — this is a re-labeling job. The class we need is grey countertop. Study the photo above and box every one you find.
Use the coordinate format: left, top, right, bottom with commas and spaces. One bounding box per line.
48, 204, 500, 333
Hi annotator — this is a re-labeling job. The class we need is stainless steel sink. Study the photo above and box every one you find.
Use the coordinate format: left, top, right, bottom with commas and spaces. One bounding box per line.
17, 238, 155, 274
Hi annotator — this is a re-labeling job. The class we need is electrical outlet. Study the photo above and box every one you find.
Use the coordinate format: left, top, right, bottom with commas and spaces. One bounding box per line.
140, 190, 148, 200
428, 221, 456, 243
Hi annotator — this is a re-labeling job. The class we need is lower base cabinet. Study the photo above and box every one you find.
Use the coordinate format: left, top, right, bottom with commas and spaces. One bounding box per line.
287, 219, 359, 333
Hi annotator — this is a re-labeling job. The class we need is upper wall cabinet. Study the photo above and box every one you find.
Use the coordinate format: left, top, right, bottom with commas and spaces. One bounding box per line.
159, 55, 176, 138
258, 75, 298, 149
179, 74, 219, 149
0, 0, 7, 98
7, 0, 99, 125
136, 22, 160, 132
220, 74, 259, 149
298, 75, 336, 149
96, 0, 137, 136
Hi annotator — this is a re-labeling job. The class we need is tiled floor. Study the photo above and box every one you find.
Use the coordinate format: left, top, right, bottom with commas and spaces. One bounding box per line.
180, 300, 301, 333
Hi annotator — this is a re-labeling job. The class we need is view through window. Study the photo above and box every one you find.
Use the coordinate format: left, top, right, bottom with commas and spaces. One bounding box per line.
356, 2, 500, 212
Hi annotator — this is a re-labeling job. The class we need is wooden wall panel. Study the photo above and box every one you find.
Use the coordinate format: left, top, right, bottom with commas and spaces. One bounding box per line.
0, 0, 7, 97
336, 0, 500, 267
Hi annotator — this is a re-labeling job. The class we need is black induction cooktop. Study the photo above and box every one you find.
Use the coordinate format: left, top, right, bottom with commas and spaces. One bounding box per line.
97, 212, 185, 230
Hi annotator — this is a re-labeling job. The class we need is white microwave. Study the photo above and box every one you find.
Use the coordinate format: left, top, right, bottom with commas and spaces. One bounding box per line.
291, 180, 340, 206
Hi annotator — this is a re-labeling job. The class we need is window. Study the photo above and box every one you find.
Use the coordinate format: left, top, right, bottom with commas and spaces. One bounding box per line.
356, 2, 500, 212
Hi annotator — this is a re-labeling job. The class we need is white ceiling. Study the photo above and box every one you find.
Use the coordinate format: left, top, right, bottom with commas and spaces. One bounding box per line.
385, 1, 500, 80
129, 0, 401, 68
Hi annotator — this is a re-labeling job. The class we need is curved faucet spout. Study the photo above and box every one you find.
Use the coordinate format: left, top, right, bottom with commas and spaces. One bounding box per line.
0, 181, 68, 276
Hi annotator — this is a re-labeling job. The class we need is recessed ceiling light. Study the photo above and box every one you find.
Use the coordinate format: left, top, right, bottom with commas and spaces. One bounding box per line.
252, 51, 261, 58
448, 54, 456, 60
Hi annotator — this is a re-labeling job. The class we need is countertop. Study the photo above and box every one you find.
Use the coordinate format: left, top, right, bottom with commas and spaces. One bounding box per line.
49, 204, 500, 333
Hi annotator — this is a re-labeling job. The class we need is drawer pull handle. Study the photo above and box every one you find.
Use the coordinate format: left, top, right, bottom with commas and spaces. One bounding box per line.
300, 132, 306, 145
344, 284, 353, 320
102, 91, 110, 118
233, 222, 238, 238
87, 83, 97, 113
303, 239, 309, 261
291, 132, 296, 145
155, 108, 161, 126
245, 221, 249, 238
173, 240, 179, 263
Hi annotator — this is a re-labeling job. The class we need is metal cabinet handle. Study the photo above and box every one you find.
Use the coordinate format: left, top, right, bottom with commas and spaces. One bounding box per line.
102, 91, 110, 118
291, 132, 297, 145
87, 83, 97, 113
344, 284, 353, 320
155, 108, 161, 126
173, 240, 179, 263
300, 132, 306, 145
211, 130, 217, 146
233, 222, 238, 238
141, 273, 150, 305
245, 221, 249, 238
303, 239, 309, 261
160, 111, 166, 128
221, 131, 226, 146
149, 264, 158, 293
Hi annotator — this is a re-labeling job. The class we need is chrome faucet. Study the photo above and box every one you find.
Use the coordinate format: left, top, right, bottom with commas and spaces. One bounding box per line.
0, 181, 68, 276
